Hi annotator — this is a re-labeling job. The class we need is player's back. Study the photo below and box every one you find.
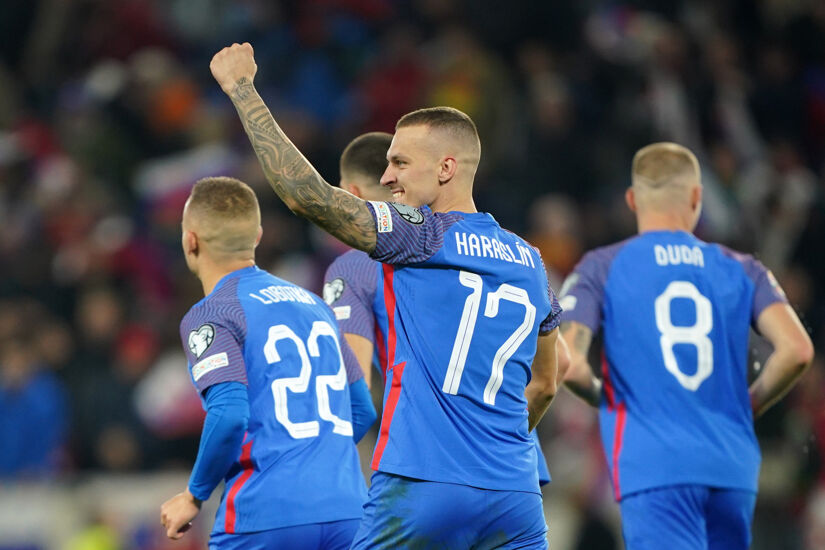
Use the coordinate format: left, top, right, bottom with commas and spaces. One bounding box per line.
579, 231, 765, 498
181, 266, 366, 534
368, 205, 558, 493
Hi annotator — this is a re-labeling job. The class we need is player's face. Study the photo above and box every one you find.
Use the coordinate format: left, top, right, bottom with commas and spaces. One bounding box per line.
381, 125, 442, 208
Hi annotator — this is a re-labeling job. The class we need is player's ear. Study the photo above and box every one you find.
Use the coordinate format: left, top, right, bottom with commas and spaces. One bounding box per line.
438, 157, 457, 184
254, 226, 263, 247
184, 230, 199, 257
625, 187, 638, 213
342, 181, 363, 199
691, 185, 702, 212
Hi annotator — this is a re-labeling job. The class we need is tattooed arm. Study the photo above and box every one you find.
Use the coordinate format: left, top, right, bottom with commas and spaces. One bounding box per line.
210, 43, 376, 252
560, 321, 601, 407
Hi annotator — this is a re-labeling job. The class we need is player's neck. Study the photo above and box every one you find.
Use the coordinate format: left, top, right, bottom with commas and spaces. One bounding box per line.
198, 258, 255, 296
636, 213, 693, 234
429, 193, 477, 214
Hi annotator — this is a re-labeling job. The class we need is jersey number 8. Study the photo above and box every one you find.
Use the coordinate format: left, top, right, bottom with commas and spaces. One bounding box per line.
264, 321, 353, 439
654, 281, 714, 391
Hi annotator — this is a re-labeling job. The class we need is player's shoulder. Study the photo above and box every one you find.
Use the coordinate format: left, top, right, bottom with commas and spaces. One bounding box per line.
579, 237, 637, 272
328, 249, 376, 273
706, 242, 771, 283
180, 277, 246, 354
711, 242, 757, 265
181, 278, 243, 330
499, 225, 535, 250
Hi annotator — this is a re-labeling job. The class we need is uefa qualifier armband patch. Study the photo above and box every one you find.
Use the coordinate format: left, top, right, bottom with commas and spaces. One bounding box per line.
369, 201, 393, 233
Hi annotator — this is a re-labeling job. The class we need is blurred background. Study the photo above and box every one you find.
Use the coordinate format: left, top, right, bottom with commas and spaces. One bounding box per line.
0, 0, 823, 548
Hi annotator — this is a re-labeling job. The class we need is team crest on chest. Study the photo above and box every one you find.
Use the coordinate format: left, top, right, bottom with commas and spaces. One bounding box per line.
188, 324, 215, 358
390, 202, 424, 224
323, 278, 345, 305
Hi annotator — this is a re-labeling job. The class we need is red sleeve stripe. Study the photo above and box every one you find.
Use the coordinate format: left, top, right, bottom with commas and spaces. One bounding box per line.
224, 439, 254, 534
601, 353, 627, 500
371, 264, 406, 470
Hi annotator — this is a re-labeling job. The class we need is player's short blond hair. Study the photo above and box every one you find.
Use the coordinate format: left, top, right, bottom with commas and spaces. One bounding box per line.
397, 106, 481, 160
185, 176, 261, 256
632, 142, 700, 189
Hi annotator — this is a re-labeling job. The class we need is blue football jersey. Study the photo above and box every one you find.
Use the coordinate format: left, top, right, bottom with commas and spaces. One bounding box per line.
362, 202, 562, 493
323, 249, 554, 485
560, 231, 788, 500
179, 266, 367, 535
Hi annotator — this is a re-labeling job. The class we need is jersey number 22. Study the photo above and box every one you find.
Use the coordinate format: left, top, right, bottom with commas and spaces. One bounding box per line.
264, 321, 353, 439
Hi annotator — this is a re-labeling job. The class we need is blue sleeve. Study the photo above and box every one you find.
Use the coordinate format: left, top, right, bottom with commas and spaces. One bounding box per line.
188, 382, 249, 501
323, 252, 378, 342
349, 378, 377, 443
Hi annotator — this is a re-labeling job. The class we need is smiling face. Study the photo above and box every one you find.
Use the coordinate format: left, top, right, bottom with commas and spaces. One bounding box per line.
380, 125, 443, 208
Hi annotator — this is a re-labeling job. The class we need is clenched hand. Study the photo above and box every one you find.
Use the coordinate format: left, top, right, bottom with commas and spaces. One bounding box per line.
210, 42, 258, 96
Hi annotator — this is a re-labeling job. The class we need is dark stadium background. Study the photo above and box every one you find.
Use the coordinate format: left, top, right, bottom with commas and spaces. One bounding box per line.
0, 1, 823, 548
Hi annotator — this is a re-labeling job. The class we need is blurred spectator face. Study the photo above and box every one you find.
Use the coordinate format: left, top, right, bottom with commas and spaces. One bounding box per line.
710, 143, 738, 185
36, 322, 75, 370
95, 424, 140, 471
0, 340, 37, 390
76, 288, 124, 346
380, 125, 444, 208
530, 74, 572, 134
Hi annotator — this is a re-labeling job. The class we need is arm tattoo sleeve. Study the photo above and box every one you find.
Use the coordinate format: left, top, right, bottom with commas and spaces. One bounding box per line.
229, 78, 376, 252
561, 322, 593, 355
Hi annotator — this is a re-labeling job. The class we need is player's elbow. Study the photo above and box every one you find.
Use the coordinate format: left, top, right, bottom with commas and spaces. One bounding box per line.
791, 333, 815, 371
282, 194, 306, 217
555, 341, 571, 384
530, 373, 557, 401
363, 406, 378, 432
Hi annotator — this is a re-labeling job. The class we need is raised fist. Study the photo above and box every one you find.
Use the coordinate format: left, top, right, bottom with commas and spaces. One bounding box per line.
210, 42, 257, 96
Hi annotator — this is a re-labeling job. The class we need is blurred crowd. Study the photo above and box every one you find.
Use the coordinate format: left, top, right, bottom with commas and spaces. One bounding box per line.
0, 0, 823, 549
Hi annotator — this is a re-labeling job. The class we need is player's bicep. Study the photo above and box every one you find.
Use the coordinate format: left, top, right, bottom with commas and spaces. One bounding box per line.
755, 303, 813, 362
323, 267, 376, 341
558, 254, 607, 332
368, 201, 461, 264
344, 332, 373, 388
530, 328, 559, 390
338, 332, 365, 385
183, 322, 248, 394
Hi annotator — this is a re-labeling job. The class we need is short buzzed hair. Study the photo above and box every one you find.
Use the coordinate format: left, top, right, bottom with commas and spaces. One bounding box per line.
340, 132, 392, 183
397, 106, 481, 155
632, 142, 701, 189
186, 176, 261, 256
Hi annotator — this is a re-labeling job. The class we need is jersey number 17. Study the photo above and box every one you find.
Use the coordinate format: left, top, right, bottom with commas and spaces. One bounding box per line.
442, 270, 536, 405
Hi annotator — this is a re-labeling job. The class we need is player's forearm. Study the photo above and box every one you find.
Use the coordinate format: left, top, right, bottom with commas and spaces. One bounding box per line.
749, 345, 812, 418
526, 381, 555, 431
526, 330, 559, 430
559, 322, 601, 406
228, 79, 376, 252
188, 383, 249, 501
349, 378, 377, 442
562, 362, 602, 407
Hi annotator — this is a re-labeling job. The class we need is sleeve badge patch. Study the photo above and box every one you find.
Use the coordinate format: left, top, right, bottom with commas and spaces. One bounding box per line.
188, 324, 215, 358
323, 278, 345, 304
389, 202, 424, 224
369, 201, 393, 233
192, 352, 229, 381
